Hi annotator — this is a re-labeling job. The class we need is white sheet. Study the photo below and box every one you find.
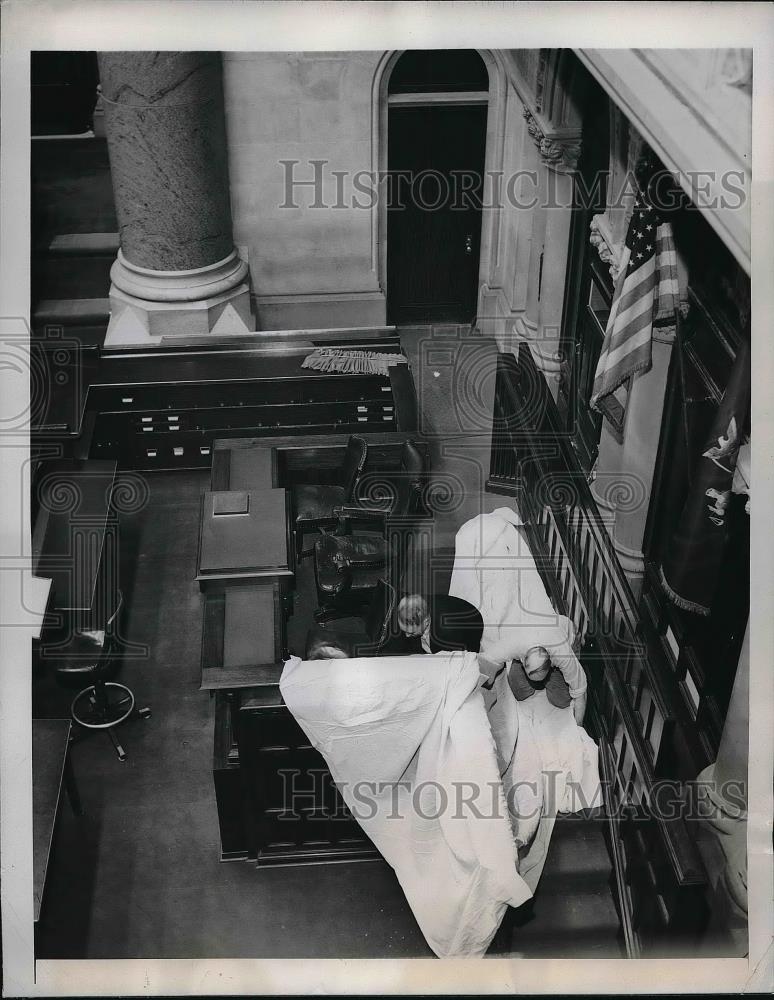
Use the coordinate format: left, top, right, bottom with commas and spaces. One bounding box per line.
450, 510, 601, 888
448, 507, 577, 663
279, 651, 532, 957
513, 694, 602, 891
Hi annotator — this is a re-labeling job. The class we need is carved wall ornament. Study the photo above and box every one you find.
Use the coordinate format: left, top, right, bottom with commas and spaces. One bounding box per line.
522, 106, 581, 173
589, 214, 624, 279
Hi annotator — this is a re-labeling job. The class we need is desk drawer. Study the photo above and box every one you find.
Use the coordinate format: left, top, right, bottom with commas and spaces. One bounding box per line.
240, 705, 309, 749
127, 400, 391, 434
89, 374, 392, 414
257, 807, 372, 856
91, 415, 397, 469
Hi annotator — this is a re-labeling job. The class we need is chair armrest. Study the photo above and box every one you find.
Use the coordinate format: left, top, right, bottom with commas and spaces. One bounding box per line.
343, 552, 386, 570
333, 504, 388, 521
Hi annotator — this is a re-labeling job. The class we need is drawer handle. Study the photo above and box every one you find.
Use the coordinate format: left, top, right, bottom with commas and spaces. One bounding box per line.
168, 415, 179, 421
122, 396, 134, 404
147, 449, 157, 458
357, 406, 368, 412
173, 447, 184, 457
142, 426, 153, 432
141, 416, 152, 423
357, 417, 368, 422
200, 446, 210, 456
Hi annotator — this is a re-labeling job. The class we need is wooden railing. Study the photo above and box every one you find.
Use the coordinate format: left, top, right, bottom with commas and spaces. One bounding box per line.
487, 346, 708, 957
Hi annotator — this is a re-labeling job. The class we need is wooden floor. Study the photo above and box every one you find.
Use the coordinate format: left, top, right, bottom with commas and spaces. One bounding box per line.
33, 328, 622, 959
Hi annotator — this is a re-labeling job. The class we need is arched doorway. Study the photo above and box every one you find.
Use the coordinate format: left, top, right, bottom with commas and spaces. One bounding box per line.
384, 50, 489, 325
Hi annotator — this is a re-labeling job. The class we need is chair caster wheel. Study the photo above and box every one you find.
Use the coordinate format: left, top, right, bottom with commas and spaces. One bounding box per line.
116, 745, 127, 762
138, 707, 151, 719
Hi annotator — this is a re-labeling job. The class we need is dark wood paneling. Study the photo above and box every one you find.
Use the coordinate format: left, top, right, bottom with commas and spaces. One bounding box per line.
487, 345, 709, 956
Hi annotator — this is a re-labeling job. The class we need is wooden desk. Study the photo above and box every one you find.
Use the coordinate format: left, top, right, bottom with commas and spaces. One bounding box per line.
32, 460, 119, 659
200, 583, 285, 690
32, 459, 118, 621
33, 719, 81, 921
88, 342, 417, 471
212, 686, 378, 866
204, 433, 428, 864
211, 445, 277, 492
196, 489, 294, 591
210, 432, 428, 493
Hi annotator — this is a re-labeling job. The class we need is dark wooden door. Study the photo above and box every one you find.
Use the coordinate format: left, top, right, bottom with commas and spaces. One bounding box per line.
387, 104, 487, 325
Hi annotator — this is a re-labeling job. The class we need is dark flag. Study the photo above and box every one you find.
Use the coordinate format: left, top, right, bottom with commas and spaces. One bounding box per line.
659, 335, 751, 615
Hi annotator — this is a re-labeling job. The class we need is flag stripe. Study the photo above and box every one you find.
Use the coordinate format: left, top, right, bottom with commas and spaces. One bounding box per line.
605, 263, 655, 336
591, 190, 680, 427
592, 337, 652, 398
609, 285, 658, 348
603, 324, 654, 374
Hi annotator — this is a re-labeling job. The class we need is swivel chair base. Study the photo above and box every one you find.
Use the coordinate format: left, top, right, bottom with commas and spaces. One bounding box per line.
70, 680, 151, 762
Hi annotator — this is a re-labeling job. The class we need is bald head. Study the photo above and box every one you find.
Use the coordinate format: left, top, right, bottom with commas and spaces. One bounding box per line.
524, 645, 552, 682
397, 594, 430, 638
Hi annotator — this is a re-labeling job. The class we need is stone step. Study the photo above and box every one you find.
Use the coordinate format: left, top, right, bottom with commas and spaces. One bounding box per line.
34, 257, 114, 301
46, 232, 119, 256
33, 297, 110, 331
33, 235, 116, 300
490, 813, 622, 958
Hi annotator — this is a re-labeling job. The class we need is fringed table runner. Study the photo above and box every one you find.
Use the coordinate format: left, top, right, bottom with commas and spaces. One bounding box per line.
302, 348, 408, 376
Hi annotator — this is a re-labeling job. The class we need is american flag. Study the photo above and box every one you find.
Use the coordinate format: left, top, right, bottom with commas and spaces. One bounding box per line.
590, 188, 679, 431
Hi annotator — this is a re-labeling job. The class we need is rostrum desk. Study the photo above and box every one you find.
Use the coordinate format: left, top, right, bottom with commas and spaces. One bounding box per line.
203, 432, 427, 863
88, 339, 417, 471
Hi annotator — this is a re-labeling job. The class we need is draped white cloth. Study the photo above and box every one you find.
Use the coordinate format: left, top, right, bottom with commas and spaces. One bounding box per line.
280, 651, 533, 957
450, 509, 601, 888
478, 654, 601, 893
278, 508, 601, 956
448, 507, 584, 691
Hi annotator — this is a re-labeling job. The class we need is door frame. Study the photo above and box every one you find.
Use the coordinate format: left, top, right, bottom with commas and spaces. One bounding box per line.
372, 50, 506, 326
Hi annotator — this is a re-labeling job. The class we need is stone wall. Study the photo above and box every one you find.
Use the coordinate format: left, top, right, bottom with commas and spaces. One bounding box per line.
222, 51, 386, 330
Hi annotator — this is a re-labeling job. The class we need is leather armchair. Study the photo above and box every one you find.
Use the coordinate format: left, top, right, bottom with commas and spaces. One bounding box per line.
312, 440, 428, 621
292, 435, 367, 561
305, 579, 398, 659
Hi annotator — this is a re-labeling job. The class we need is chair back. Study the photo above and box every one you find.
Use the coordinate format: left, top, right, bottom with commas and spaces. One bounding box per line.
341, 435, 368, 500
399, 439, 426, 477
363, 578, 398, 647
389, 440, 427, 518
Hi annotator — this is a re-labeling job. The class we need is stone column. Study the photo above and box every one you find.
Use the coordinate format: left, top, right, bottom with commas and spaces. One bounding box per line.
535, 163, 576, 401
514, 107, 580, 398
511, 162, 544, 353
98, 52, 254, 344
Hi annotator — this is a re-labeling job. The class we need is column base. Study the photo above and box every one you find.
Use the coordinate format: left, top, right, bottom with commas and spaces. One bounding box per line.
611, 538, 645, 601
106, 282, 256, 345
511, 313, 561, 398
105, 247, 256, 345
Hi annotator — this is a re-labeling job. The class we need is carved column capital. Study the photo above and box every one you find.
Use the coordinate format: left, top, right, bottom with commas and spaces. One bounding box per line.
523, 106, 581, 174
589, 214, 625, 280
